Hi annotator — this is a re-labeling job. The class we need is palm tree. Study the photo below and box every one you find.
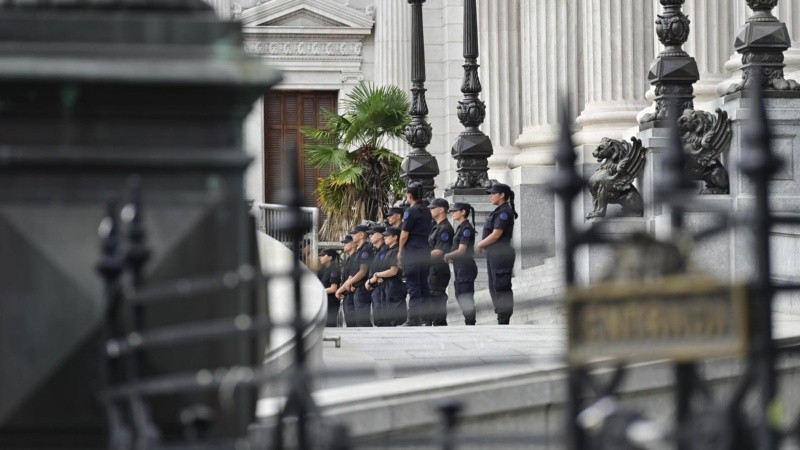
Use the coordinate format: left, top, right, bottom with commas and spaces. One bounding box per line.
302, 83, 410, 241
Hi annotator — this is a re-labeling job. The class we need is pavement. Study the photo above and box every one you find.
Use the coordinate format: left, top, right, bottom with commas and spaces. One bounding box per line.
318, 313, 800, 390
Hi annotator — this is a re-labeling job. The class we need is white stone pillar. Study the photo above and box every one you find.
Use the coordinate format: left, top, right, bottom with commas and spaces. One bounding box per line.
374, 0, 412, 156
205, 0, 231, 19
574, 0, 655, 146
684, 0, 738, 106
374, 0, 412, 91
477, 0, 523, 173
510, 0, 582, 168
776, 0, 800, 80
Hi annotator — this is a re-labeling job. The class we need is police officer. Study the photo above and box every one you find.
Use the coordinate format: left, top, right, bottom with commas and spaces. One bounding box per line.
317, 249, 341, 327
444, 202, 477, 325
427, 198, 454, 326
368, 226, 406, 326
339, 224, 374, 327
365, 223, 389, 326
398, 182, 433, 327
335, 235, 357, 327
476, 183, 517, 325
386, 206, 404, 228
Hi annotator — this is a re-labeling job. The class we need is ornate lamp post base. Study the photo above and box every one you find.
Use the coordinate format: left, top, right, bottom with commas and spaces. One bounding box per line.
728, 0, 800, 93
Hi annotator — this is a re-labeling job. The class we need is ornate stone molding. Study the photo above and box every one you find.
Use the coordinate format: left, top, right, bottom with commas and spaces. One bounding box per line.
244, 40, 363, 57
239, 0, 373, 84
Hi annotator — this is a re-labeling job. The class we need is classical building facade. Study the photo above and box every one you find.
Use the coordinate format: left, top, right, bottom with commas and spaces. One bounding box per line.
205, 0, 800, 283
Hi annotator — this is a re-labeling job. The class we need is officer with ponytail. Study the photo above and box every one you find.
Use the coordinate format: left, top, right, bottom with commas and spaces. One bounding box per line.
476, 183, 517, 325
444, 202, 477, 325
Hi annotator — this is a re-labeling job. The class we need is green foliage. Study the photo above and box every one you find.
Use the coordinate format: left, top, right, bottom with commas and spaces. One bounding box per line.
303, 83, 410, 241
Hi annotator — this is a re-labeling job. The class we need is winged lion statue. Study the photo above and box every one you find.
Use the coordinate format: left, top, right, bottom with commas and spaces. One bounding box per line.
586, 137, 647, 220
678, 108, 732, 195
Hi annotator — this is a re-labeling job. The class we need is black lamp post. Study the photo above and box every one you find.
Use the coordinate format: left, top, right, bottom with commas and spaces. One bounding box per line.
447, 0, 493, 191
402, 0, 439, 201
728, 0, 800, 93
642, 0, 699, 125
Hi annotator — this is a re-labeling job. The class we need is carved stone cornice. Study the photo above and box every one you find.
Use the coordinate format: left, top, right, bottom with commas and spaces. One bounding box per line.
240, 0, 373, 83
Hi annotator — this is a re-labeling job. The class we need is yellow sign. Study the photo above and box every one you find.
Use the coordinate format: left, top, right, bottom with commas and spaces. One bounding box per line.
567, 276, 751, 363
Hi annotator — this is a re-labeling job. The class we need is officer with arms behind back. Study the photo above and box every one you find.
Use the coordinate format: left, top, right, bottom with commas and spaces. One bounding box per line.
398, 182, 433, 326
444, 202, 478, 325
335, 235, 358, 327
428, 198, 454, 326
476, 183, 517, 325
317, 248, 341, 327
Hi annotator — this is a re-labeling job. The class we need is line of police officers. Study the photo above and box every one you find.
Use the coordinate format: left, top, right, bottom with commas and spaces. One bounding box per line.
316, 182, 518, 327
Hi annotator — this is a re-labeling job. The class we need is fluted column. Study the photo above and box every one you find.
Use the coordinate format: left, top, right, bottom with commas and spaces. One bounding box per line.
374, 0, 412, 92
477, 0, 522, 171
204, 0, 231, 19
510, 0, 582, 167
776, 0, 800, 79
374, 0, 412, 156
574, 0, 655, 145
683, 0, 738, 105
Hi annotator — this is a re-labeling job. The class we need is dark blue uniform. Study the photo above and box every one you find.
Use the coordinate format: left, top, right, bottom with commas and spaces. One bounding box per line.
341, 254, 358, 327
428, 219, 454, 326
482, 202, 515, 324
451, 220, 478, 325
368, 244, 390, 326
381, 245, 407, 326
318, 263, 341, 327
352, 241, 375, 327
401, 203, 433, 325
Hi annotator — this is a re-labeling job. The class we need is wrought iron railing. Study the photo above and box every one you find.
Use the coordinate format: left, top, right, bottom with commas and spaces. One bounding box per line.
257, 202, 319, 268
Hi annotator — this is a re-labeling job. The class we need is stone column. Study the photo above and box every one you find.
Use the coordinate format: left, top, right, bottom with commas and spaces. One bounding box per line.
477, 0, 522, 172
683, 0, 738, 105
204, 0, 231, 19
510, 0, 582, 168
574, 0, 655, 146
776, 0, 800, 79
374, 0, 412, 91
374, 0, 412, 156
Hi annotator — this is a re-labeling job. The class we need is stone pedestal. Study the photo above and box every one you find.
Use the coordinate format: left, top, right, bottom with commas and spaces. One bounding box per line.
509, 166, 556, 271
575, 218, 651, 285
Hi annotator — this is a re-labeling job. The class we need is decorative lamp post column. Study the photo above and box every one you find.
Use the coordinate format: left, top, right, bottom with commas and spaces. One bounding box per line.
448, 0, 493, 191
641, 0, 700, 124
727, 0, 800, 93
401, 0, 439, 201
